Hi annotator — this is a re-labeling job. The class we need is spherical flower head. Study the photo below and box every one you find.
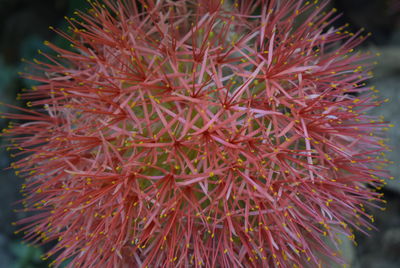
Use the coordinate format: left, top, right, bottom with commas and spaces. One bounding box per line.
2, 0, 392, 267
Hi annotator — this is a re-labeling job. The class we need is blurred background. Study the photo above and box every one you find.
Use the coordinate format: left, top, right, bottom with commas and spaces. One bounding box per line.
0, 0, 399, 267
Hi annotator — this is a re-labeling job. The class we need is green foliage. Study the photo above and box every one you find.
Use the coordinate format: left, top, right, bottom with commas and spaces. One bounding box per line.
10, 242, 45, 268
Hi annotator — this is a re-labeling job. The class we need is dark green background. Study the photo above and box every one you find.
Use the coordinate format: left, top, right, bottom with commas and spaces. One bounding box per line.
0, 0, 399, 267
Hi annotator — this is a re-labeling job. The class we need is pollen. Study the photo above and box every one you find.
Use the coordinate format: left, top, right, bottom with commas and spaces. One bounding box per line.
2, 0, 391, 267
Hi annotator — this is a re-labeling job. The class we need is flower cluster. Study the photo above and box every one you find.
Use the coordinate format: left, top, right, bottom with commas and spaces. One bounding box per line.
2, 0, 392, 267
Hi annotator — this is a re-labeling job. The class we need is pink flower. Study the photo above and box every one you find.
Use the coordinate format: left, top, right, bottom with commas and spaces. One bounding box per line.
2, 0, 391, 267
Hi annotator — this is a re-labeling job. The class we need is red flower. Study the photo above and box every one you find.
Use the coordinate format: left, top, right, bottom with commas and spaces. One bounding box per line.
2, 0, 391, 267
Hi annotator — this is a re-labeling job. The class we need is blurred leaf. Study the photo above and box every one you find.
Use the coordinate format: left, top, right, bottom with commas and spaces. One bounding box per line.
10, 242, 46, 268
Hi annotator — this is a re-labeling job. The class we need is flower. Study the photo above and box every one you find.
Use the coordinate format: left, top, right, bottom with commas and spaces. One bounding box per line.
1, 0, 391, 267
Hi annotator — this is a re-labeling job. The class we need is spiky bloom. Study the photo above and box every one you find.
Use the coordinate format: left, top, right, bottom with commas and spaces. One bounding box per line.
1, 0, 392, 267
